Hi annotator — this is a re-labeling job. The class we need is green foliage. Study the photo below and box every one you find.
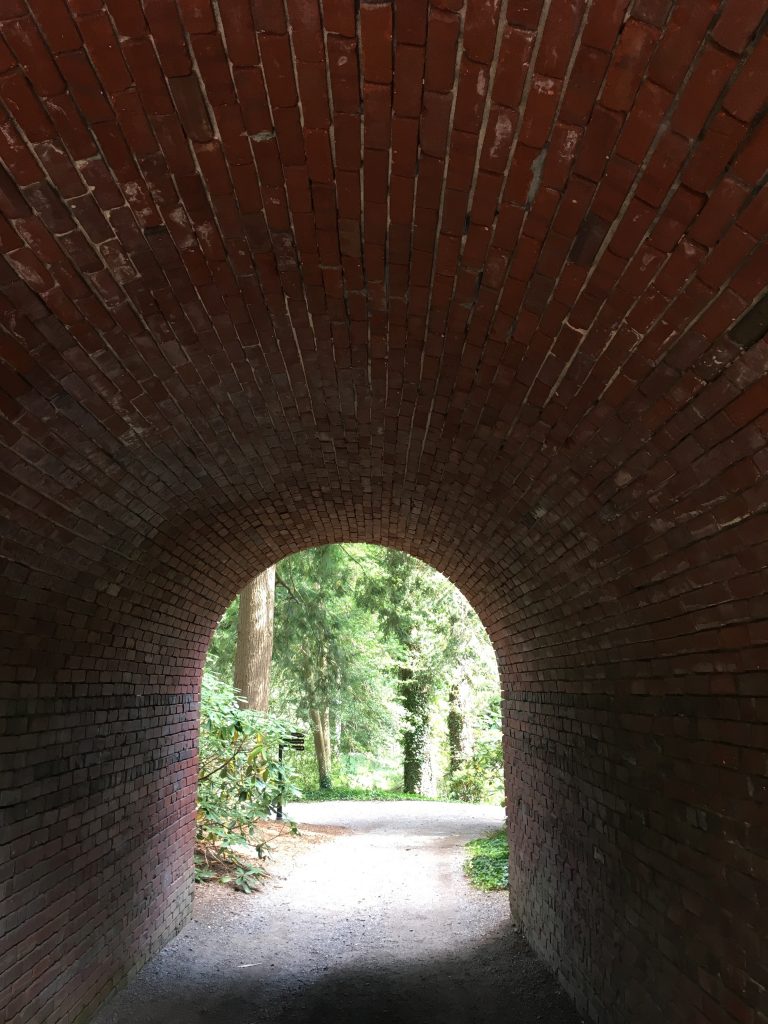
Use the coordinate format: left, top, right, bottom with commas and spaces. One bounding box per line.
294, 785, 439, 802
205, 598, 239, 685
271, 545, 397, 757
445, 694, 504, 803
356, 547, 501, 796
464, 829, 509, 891
204, 543, 504, 803
196, 672, 299, 890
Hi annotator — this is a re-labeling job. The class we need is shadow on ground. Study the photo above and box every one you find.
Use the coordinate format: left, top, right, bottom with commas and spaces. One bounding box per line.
101, 922, 585, 1024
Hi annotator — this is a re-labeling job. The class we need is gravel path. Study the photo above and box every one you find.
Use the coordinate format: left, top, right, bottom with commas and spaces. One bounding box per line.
91, 802, 584, 1024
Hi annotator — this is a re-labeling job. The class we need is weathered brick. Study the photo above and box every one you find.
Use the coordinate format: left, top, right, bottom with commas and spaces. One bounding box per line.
0, 9, 767, 1024
360, 3, 393, 84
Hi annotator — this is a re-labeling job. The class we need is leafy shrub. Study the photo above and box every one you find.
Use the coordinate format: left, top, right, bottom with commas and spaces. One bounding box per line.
464, 829, 509, 890
196, 673, 300, 891
446, 736, 504, 803
294, 785, 438, 802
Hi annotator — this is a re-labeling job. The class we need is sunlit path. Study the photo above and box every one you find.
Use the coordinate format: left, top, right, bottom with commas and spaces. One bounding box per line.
92, 802, 583, 1024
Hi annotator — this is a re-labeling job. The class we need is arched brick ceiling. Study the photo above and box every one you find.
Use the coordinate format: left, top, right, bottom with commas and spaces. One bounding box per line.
1, 7, 768, 1023
0, 0, 766, 659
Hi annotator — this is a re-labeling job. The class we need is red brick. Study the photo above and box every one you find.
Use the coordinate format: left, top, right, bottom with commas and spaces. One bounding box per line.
609, 197, 656, 257
722, 34, 768, 123
103, 0, 146, 38
553, 176, 594, 234
453, 56, 491, 134
363, 83, 392, 150
650, 186, 706, 251
712, 0, 767, 52
493, 26, 535, 108
360, 3, 393, 84
560, 45, 611, 125
573, 104, 623, 181
420, 91, 452, 157
731, 116, 768, 184
169, 75, 213, 143
0, 73, 53, 143
327, 36, 360, 113
55, 51, 113, 124
394, 44, 425, 118
143, 0, 192, 77
286, 0, 325, 62
582, 0, 630, 51
519, 75, 561, 149
632, 0, 672, 25
615, 80, 672, 162
503, 143, 539, 204
425, 9, 460, 94
297, 60, 331, 128
542, 123, 583, 190
601, 19, 660, 112
648, 0, 719, 91
27, 0, 83, 51
259, 34, 299, 108
0, 13, 766, 1024
480, 106, 518, 174
177, 0, 216, 34
736, 186, 768, 237
391, 1, 424, 45
464, 0, 503, 64
507, 0, 545, 30
698, 225, 757, 289
635, 130, 689, 206
3, 18, 64, 97
273, 107, 306, 167
0, 35, 16, 73
682, 113, 747, 193
217, 0, 259, 67
76, 12, 132, 94
536, 0, 585, 78
671, 46, 738, 140
730, 243, 768, 302
234, 68, 272, 134
391, 115, 419, 175
689, 177, 751, 247
322, 0, 356, 36
123, 38, 175, 116
192, 34, 237, 107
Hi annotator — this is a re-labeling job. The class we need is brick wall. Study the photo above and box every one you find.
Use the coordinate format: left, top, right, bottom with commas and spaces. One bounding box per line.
0, 1, 767, 1022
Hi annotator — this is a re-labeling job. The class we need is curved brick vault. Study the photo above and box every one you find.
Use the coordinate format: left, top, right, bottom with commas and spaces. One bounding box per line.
0, 0, 767, 1022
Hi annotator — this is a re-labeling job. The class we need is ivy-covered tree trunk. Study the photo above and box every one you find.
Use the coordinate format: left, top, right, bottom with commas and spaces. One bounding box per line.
309, 705, 332, 789
234, 566, 276, 711
400, 669, 430, 794
447, 676, 474, 775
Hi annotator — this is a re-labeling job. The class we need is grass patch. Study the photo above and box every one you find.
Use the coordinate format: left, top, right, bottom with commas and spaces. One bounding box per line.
465, 828, 509, 891
294, 785, 437, 802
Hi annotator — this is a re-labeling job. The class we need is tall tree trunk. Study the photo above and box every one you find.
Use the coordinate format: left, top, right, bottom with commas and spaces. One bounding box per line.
309, 706, 332, 789
234, 566, 276, 711
447, 676, 474, 775
400, 668, 430, 794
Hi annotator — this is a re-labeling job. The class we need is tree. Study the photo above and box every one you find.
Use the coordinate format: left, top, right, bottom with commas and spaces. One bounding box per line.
356, 548, 446, 794
271, 545, 395, 788
196, 672, 299, 890
357, 547, 499, 795
204, 544, 501, 800
234, 566, 276, 711
447, 675, 474, 776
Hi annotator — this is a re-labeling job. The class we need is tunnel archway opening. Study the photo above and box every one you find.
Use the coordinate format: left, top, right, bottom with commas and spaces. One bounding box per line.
200, 541, 503, 807
0, 0, 765, 1016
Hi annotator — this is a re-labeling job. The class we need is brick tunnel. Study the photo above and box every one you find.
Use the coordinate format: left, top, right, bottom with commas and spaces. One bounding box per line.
0, 1, 767, 1022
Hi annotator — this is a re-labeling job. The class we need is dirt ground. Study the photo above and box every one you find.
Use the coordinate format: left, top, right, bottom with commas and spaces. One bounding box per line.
90, 801, 586, 1024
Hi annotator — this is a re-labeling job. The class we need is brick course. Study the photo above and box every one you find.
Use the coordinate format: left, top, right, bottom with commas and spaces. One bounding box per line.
0, 1, 766, 1023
